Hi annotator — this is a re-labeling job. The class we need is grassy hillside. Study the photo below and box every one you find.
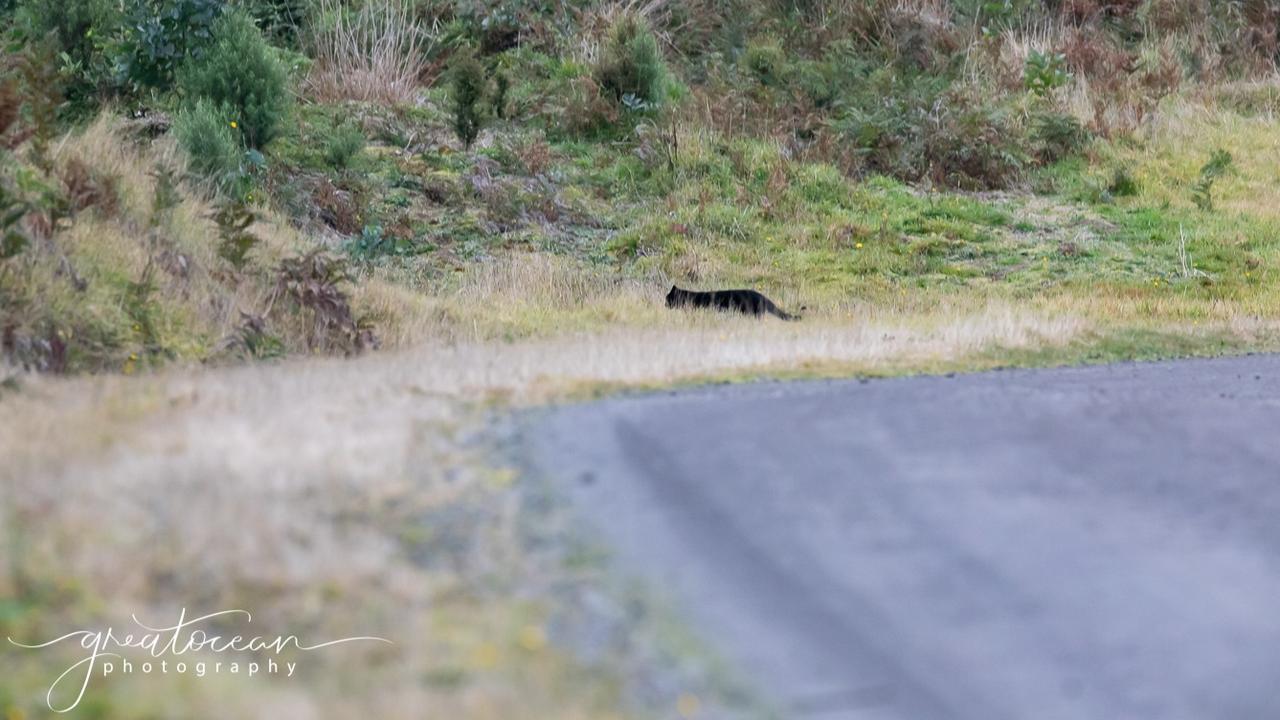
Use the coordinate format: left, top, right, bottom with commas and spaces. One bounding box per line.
3, 0, 1280, 375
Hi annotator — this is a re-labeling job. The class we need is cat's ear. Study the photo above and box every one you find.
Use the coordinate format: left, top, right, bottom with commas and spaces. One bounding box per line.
670, 285, 677, 292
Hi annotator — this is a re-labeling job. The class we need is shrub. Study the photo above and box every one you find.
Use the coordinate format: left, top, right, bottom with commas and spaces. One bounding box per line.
273, 249, 377, 352
304, 0, 429, 105
560, 76, 620, 138
492, 70, 510, 119
177, 11, 288, 149
1024, 50, 1071, 96
795, 59, 837, 107
7, 39, 64, 162
1, 179, 29, 260
149, 164, 181, 225
744, 39, 788, 87
1108, 167, 1139, 197
173, 99, 241, 181
312, 178, 362, 234
345, 223, 416, 259
923, 91, 1027, 189
13, 0, 121, 107
325, 123, 366, 169
832, 71, 942, 176
593, 14, 668, 109
449, 48, 487, 149
59, 157, 120, 217
242, 0, 309, 47
116, 0, 224, 90
835, 71, 1030, 189
467, 1, 521, 54
1030, 112, 1090, 163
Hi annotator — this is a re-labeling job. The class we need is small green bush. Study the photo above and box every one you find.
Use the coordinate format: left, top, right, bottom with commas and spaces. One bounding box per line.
1024, 50, 1071, 96
593, 15, 668, 110
325, 123, 366, 169
177, 11, 288, 149
492, 70, 510, 120
1108, 168, 1139, 197
174, 99, 241, 181
835, 74, 1027, 189
925, 93, 1027, 189
744, 40, 787, 87
1, 179, 30, 260
450, 48, 487, 149
559, 75, 621, 139
1030, 112, 1090, 163
794, 60, 837, 107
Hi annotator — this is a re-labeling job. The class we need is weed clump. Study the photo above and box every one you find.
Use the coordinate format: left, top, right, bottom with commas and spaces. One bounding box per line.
1024, 50, 1071, 96
836, 77, 1027, 189
492, 69, 510, 120
212, 200, 262, 271
273, 249, 377, 352
1031, 112, 1090, 164
450, 48, 487, 149
325, 123, 366, 169
594, 15, 668, 110
1108, 168, 1139, 198
744, 39, 788, 87
1191, 149, 1233, 211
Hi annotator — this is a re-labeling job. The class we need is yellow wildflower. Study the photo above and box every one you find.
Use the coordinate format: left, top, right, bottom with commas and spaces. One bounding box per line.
517, 625, 546, 652
470, 642, 500, 669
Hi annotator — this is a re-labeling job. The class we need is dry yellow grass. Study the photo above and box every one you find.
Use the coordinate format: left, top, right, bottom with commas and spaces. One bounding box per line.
0, 282, 1102, 719
304, 0, 432, 105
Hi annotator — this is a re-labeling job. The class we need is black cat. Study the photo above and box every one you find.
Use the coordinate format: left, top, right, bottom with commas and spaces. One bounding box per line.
665, 286, 800, 320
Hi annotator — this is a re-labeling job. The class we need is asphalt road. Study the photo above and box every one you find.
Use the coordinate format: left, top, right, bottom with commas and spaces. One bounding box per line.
530, 355, 1280, 720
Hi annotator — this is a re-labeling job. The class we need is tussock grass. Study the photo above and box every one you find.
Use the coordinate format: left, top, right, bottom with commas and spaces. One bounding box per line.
304, 0, 433, 105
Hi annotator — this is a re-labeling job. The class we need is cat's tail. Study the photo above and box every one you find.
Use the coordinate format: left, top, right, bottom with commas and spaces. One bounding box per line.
771, 307, 802, 321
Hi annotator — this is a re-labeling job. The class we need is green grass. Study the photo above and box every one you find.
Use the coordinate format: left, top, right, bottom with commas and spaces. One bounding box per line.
264, 86, 1280, 334
316, 90, 1278, 350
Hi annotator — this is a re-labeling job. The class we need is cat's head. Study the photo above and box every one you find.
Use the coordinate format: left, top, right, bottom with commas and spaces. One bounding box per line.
665, 285, 679, 306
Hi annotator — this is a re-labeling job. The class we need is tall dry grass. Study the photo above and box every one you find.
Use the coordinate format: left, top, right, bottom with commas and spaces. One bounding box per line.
0, 279, 1101, 719
304, 0, 433, 105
